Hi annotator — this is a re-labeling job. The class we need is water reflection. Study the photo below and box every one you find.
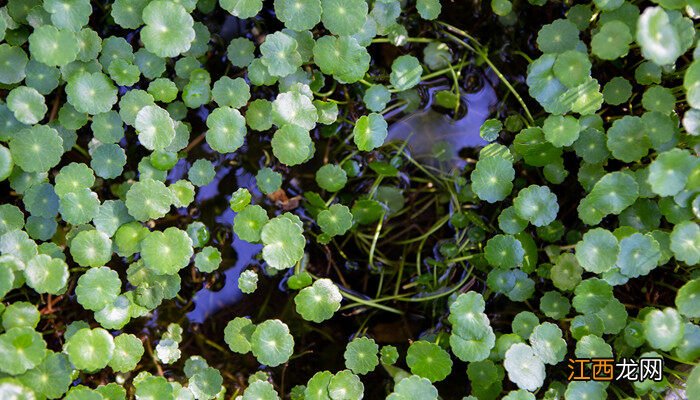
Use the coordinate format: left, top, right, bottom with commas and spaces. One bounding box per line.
387, 76, 497, 169
187, 238, 262, 323
180, 151, 264, 323
186, 74, 497, 324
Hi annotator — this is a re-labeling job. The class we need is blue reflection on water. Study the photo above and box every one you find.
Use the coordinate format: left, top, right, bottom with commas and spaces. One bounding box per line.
186, 238, 262, 324
387, 77, 497, 168
186, 165, 263, 324
185, 74, 497, 323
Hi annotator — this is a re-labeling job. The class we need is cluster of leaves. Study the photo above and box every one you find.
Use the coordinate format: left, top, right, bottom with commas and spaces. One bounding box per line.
0, 0, 699, 398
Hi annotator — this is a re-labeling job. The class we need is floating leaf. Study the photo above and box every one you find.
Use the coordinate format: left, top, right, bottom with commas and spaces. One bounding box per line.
125, 179, 173, 221
227, 37, 255, 68
194, 246, 221, 273
353, 113, 388, 152
317, 204, 352, 237
670, 221, 700, 265
542, 115, 580, 147
423, 42, 453, 71
529, 322, 566, 365
141, 227, 193, 275
294, 278, 342, 323
572, 278, 613, 314
7, 86, 46, 125
448, 292, 495, 362
10, 125, 63, 173
406, 341, 453, 382
250, 319, 294, 367
316, 164, 347, 192
0, 327, 47, 375
75, 266, 121, 311
260, 32, 302, 77
321, 0, 368, 36
135, 105, 175, 151
220, 0, 262, 19
260, 215, 305, 270
504, 343, 545, 392
275, 0, 321, 31
471, 157, 515, 203
344, 337, 378, 375
28, 25, 79, 67
238, 269, 258, 294
313, 36, 370, 84
643, 307, 684, 351
553, 51, 591, 88
676, 279, 700, 318
24, 254, 68, 295
2, 302, 39, 330
188, 159, 215, 187
637, 7, 681, 66
485, 234, 524, 269
616, 233, 661, 278
390, 55, 422, 91
64, 327, 114, 371
109, 333, 144, 373
141, 0, 195, 57
539, 291, 571, 320
91, 144, 127, 179
387, 375, 437, 400
242, 380, 279, 400
271, 125, 313, 166
224, 317, 255, 354
59, 188, 100, 225
70, 230, 112, 268
647, 148, 696, 197
575, 228, 619, 274
536, 19, 579, 54
234, 205, 269, 242
65, 72, 118, 115
591, 21, 632, 60
364, 85, 391, 112
416, 0, 440, 20
211, 77, 250, 109
513, 185, 558, 227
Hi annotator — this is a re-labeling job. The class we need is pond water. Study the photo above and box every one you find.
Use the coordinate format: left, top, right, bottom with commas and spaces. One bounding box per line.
101, 2, 536, 394
183, 74, 499, 326
387, 77, 497, 169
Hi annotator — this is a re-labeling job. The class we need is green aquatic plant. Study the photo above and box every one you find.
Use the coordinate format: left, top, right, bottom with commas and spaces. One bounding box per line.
0, 0, 699, 397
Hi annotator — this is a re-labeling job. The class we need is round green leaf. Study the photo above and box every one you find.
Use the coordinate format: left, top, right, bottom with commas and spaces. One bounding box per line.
271, 124, 312, 166
320, 0, 367, 36
406, 341, 452, 382
513, 185, 558, 227
64, 327, 114, 371
295, 278, 342, 323
141, 227, 193, 275
141, 0, 195, 58
75, 266, 121, 311
471, 157, 515, 203
353, 113, 388, 152
70, 230, 112, 268
66, 72, 118, 115
390, 55, 422, 91
260, 215, 305, 270
504, 343, 545, 392
250, 319, 294, 367
343, 337, 378, 375
0, 327, 47, 375
575, 228, 619, 274
643, 307, 684, 351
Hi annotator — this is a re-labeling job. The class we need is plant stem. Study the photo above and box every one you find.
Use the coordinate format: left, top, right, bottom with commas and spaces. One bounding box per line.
338, 289, 404, 315
372, 37, 436, 44
437, 22, 536, 125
